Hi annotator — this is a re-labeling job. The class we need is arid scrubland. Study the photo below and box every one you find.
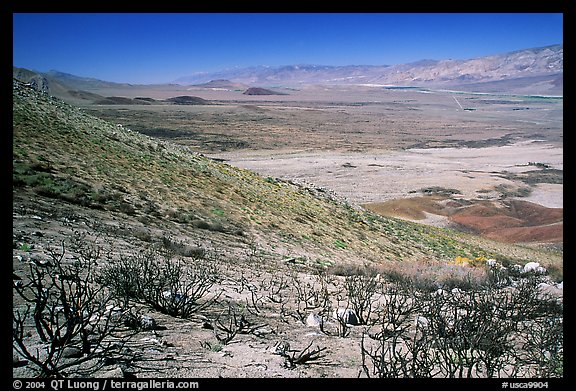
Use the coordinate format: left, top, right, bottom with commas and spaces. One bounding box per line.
13, 79, 562, 379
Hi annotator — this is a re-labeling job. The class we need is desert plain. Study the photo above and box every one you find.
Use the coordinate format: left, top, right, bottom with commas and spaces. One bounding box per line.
85, 84, 563, 246
13, 79, 563, 379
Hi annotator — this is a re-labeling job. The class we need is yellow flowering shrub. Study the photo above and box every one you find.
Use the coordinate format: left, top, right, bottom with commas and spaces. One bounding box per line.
453, 255, 488, 268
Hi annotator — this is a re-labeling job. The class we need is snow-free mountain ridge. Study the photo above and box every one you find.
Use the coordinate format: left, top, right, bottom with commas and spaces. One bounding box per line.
14, 44, 563, 96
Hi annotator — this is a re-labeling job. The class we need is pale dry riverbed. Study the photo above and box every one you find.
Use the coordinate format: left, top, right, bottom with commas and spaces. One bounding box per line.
211, 140, 563, 208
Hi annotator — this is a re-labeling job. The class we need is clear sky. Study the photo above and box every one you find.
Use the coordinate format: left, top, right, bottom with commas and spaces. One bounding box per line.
13, 13, 563, 84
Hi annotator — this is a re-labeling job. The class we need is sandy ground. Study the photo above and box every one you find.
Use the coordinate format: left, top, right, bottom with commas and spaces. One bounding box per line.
13, 83, 563, 379
211, 140, 563, 208
210, 140, 562, 245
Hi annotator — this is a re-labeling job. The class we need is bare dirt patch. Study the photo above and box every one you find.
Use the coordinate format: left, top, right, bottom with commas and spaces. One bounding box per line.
365, 197, 563, 244
485, 224, 563, 244
363, 195, 449, 220
213, 141, 562, 203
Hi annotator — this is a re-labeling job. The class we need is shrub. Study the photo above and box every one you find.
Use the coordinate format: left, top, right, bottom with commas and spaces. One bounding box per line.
333, 239, 347, 249
361, 283, 425, 378
209, 302, 267, 345
360, 273, 563, 378
13, 235, 134, 377
344, 274, 380, 325
420, 186, 462, 196
328, 262, 378, 277
160, 235, 206, 258
288, 272, 332, 325
99, 245, 221, 318
132, 227, 153, 243
378, 259, 490, 292
280, 341, 328, 369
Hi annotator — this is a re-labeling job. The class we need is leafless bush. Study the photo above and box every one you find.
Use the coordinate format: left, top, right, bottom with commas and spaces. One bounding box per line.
505, 277, 563, 322
13, 235, 134, 377
361, 274, 563, 378
318, 295, 353, 338
263, 271, 291, 305
344, 274, 381, 325
422, 287, 517, 377
515, 315, 563, 377
231, 273, 267, 316
288, 272, 332, 324
361, 283, 423, 378
280, 341, 328, 369
210, 302, 267, 345
98, 245, 221, 318
145, 258, 221, 318
160, 235, 206, 259
97, 252, 146, 306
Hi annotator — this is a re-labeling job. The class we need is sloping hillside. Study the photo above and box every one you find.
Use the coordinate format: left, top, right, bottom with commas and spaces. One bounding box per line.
12, 79, 560, 270
12, 79, 563, 379
13, 66, 107, 104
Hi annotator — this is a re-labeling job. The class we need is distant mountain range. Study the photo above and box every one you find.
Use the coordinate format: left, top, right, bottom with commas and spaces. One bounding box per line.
175, 44, 563, 95
13, 44, 563, 97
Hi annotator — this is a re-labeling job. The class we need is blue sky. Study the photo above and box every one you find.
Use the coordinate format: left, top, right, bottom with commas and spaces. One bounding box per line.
13, 13, 563, 84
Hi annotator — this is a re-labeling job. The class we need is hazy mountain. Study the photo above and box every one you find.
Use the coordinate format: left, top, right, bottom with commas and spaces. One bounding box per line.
13, 66, 107, 104
44, 70, 135, 90
366, 44, 563, 89
242, 87, 288, 95
175, 44, 563, 94
14, 44, 563, 97
12, 67, 197, 105
190, 79, 250, 90
174, 64, 392, 86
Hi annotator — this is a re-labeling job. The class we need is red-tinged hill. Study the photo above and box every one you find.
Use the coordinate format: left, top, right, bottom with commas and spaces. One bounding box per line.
365, 197, 563, 245
449, 200, 563, 243
243, 87, 288, 96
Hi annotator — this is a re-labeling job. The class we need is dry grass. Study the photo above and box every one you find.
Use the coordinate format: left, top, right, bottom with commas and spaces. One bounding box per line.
363, 195, 448, 220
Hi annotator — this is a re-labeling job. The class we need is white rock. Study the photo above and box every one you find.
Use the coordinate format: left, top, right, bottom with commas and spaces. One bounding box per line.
333, 308, 359, 325
415, 315, 429, 329
139, 315, 157, 331
557, 281, 563, 290
451, 288, 464, 295
306, 313, 323, 327
433, 288, 447, 297
510, 264, 523, 273
162, 291, 188, 303
538, 282, 563, 297
106, 305, 124, 322
62, 346, 83, 358
523, 262, 545, 274
538, 282, 552, 291
486, 259, 497, 267
96, 366, 124, 378
273, 341, 290, 355
139, 337, 160, 344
